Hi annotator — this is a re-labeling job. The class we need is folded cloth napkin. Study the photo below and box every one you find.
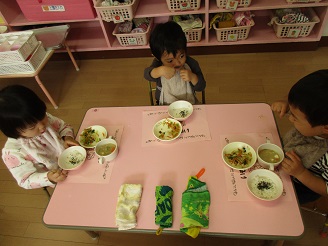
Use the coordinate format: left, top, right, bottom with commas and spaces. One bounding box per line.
155, 186, 173, 235
283, 127, 328, 168
115, 184, 143, 230
180, 176, 210, 238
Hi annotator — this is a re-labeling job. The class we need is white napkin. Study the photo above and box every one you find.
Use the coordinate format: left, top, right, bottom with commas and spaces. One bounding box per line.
115, 184, 143, 230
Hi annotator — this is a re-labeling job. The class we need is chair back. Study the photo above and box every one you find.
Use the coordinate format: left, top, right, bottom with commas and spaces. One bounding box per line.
148, 80, 205, 105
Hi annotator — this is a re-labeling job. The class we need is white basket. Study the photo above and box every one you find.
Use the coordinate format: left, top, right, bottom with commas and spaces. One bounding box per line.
286, 0, 321, 3
213, 20, 254, 41
216, 0, 252, 8
166, 0, 201, 12
0, 42, 46, 75
0, 31, 38, 64
185, 22, 205, 42
94, 0, 140, 22
112, 18, 153, 46
271, 8, 320, 38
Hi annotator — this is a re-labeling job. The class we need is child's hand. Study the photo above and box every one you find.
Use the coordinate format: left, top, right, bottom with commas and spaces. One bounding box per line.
63, 136, 79, 149
47, 169, 68, 183
281, 150, 306, 178
271, 100, 289, 118
180, 69, 197, 85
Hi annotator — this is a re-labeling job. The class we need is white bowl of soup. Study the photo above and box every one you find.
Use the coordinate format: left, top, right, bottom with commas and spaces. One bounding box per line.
95, 138, 118, 164
257, 143, 284, 171
222, 142, 257, 170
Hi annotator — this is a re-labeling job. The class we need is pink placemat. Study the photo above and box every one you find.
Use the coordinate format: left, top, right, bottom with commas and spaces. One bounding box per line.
220, 133, 292, 202
64, 125, 124, 184
142, 106, 211, 146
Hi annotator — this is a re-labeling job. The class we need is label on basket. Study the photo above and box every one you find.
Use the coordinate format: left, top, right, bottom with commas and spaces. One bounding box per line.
112, 14, 125, 23
295, 0, 310, 2
226, 0, 238, 10
42, 5, 65, 12
227, 33, 238, 41
179, 0, 191, 10
127, 38, 138, 46
287, 29, 301, 38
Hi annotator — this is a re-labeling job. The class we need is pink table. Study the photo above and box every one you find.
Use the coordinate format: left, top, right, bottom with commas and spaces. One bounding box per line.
43, 104, 304, 241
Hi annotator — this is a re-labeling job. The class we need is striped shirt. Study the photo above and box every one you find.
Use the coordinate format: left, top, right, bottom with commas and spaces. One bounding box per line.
309, 152, 328, 194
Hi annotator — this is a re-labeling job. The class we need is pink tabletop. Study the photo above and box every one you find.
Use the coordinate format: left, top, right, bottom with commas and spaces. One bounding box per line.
43, 104, 304, 239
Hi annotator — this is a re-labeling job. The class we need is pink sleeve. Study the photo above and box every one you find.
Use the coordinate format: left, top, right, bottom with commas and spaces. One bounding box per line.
47, 113, 74, 138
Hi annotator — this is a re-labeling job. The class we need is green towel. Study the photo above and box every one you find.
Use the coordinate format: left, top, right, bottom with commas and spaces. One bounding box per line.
180, 176, 210, 238
155, 186, 173, 235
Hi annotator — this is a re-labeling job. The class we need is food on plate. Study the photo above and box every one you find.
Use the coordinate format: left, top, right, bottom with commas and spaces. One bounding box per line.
249, 175, 279, 200
259, 149, 281, 163
80, 127, 100, 146
158, 119, 181, 139
224, 147, 253, 169
67, 150, 84, 165
96, 143, 116, 156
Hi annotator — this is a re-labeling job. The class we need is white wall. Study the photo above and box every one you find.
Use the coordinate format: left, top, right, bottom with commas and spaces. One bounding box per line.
323, 22, 328, 36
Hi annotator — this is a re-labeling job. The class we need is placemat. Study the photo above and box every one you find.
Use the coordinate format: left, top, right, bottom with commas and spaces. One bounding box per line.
142, 106, 211, 146
220, 133, 292, 202
64, 125, 124, 184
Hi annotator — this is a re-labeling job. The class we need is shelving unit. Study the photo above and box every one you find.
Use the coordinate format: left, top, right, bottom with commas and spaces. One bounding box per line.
0, 0, 327, 53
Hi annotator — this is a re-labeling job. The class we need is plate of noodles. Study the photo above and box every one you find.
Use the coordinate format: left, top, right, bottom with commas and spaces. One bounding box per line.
79, 125, 107, 148
222, 141, 257, 170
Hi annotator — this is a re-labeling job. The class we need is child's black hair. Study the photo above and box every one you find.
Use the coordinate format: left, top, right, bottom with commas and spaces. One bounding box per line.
288, 69, 328, 127
0, 85, 46, 138
149, 21, 187, 61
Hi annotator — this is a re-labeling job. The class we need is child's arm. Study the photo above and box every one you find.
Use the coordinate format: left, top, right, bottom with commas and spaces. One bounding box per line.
2, 146, 61, 189
150, 66, 175, 80
271, 98, 289, 118
47, 113, 79, 148
283, 150, 328, 197
185, 57, 206, 92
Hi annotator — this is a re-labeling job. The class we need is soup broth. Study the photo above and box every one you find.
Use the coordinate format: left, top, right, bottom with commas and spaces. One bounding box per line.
97, 143, 116, 156
259, 149, 280, 163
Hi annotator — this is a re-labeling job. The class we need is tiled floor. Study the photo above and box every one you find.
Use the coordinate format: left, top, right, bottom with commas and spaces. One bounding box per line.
0, 47, 328, 245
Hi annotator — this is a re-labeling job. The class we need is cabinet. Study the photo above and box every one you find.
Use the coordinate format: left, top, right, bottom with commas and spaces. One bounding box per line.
0, 0, 328, 52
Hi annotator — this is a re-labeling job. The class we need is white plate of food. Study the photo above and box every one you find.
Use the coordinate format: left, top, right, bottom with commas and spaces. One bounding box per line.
222, 141, 257, 170
153, 118, 182, 142
168, 100, 193, 121
58, 146, 87, 170
79, 125, 107, 148
247, 169, 283, 201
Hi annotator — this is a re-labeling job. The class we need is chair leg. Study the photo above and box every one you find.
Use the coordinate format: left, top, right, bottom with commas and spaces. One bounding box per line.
43, 187, 51, 199
64, 41, 79, 71
85, 230, 99, 240
202, 90, 206, 104
320, 216, 328, 238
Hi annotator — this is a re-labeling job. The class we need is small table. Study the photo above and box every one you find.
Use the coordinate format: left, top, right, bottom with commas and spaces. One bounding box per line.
43, 104, 304, 244
0, 49, 57, 108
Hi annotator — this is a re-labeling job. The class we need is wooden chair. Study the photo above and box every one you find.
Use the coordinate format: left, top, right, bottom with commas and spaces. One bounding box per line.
148, 80, 206, 105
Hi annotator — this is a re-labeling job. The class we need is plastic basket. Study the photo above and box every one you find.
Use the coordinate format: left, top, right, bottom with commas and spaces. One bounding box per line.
271, 8, 320, 38
166, 0, 201, 12
0, 42, 46, 75
94, 0, 140, 22
0, 31, 38, 63
216, 0, 252, 8
112, 18, 153, 46
185, 22, 205, 42
213, 20, 254, 41
286, 0, 321, 3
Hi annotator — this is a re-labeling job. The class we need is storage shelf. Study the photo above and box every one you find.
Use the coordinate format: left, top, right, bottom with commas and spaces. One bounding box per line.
0, 0, 327, 52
